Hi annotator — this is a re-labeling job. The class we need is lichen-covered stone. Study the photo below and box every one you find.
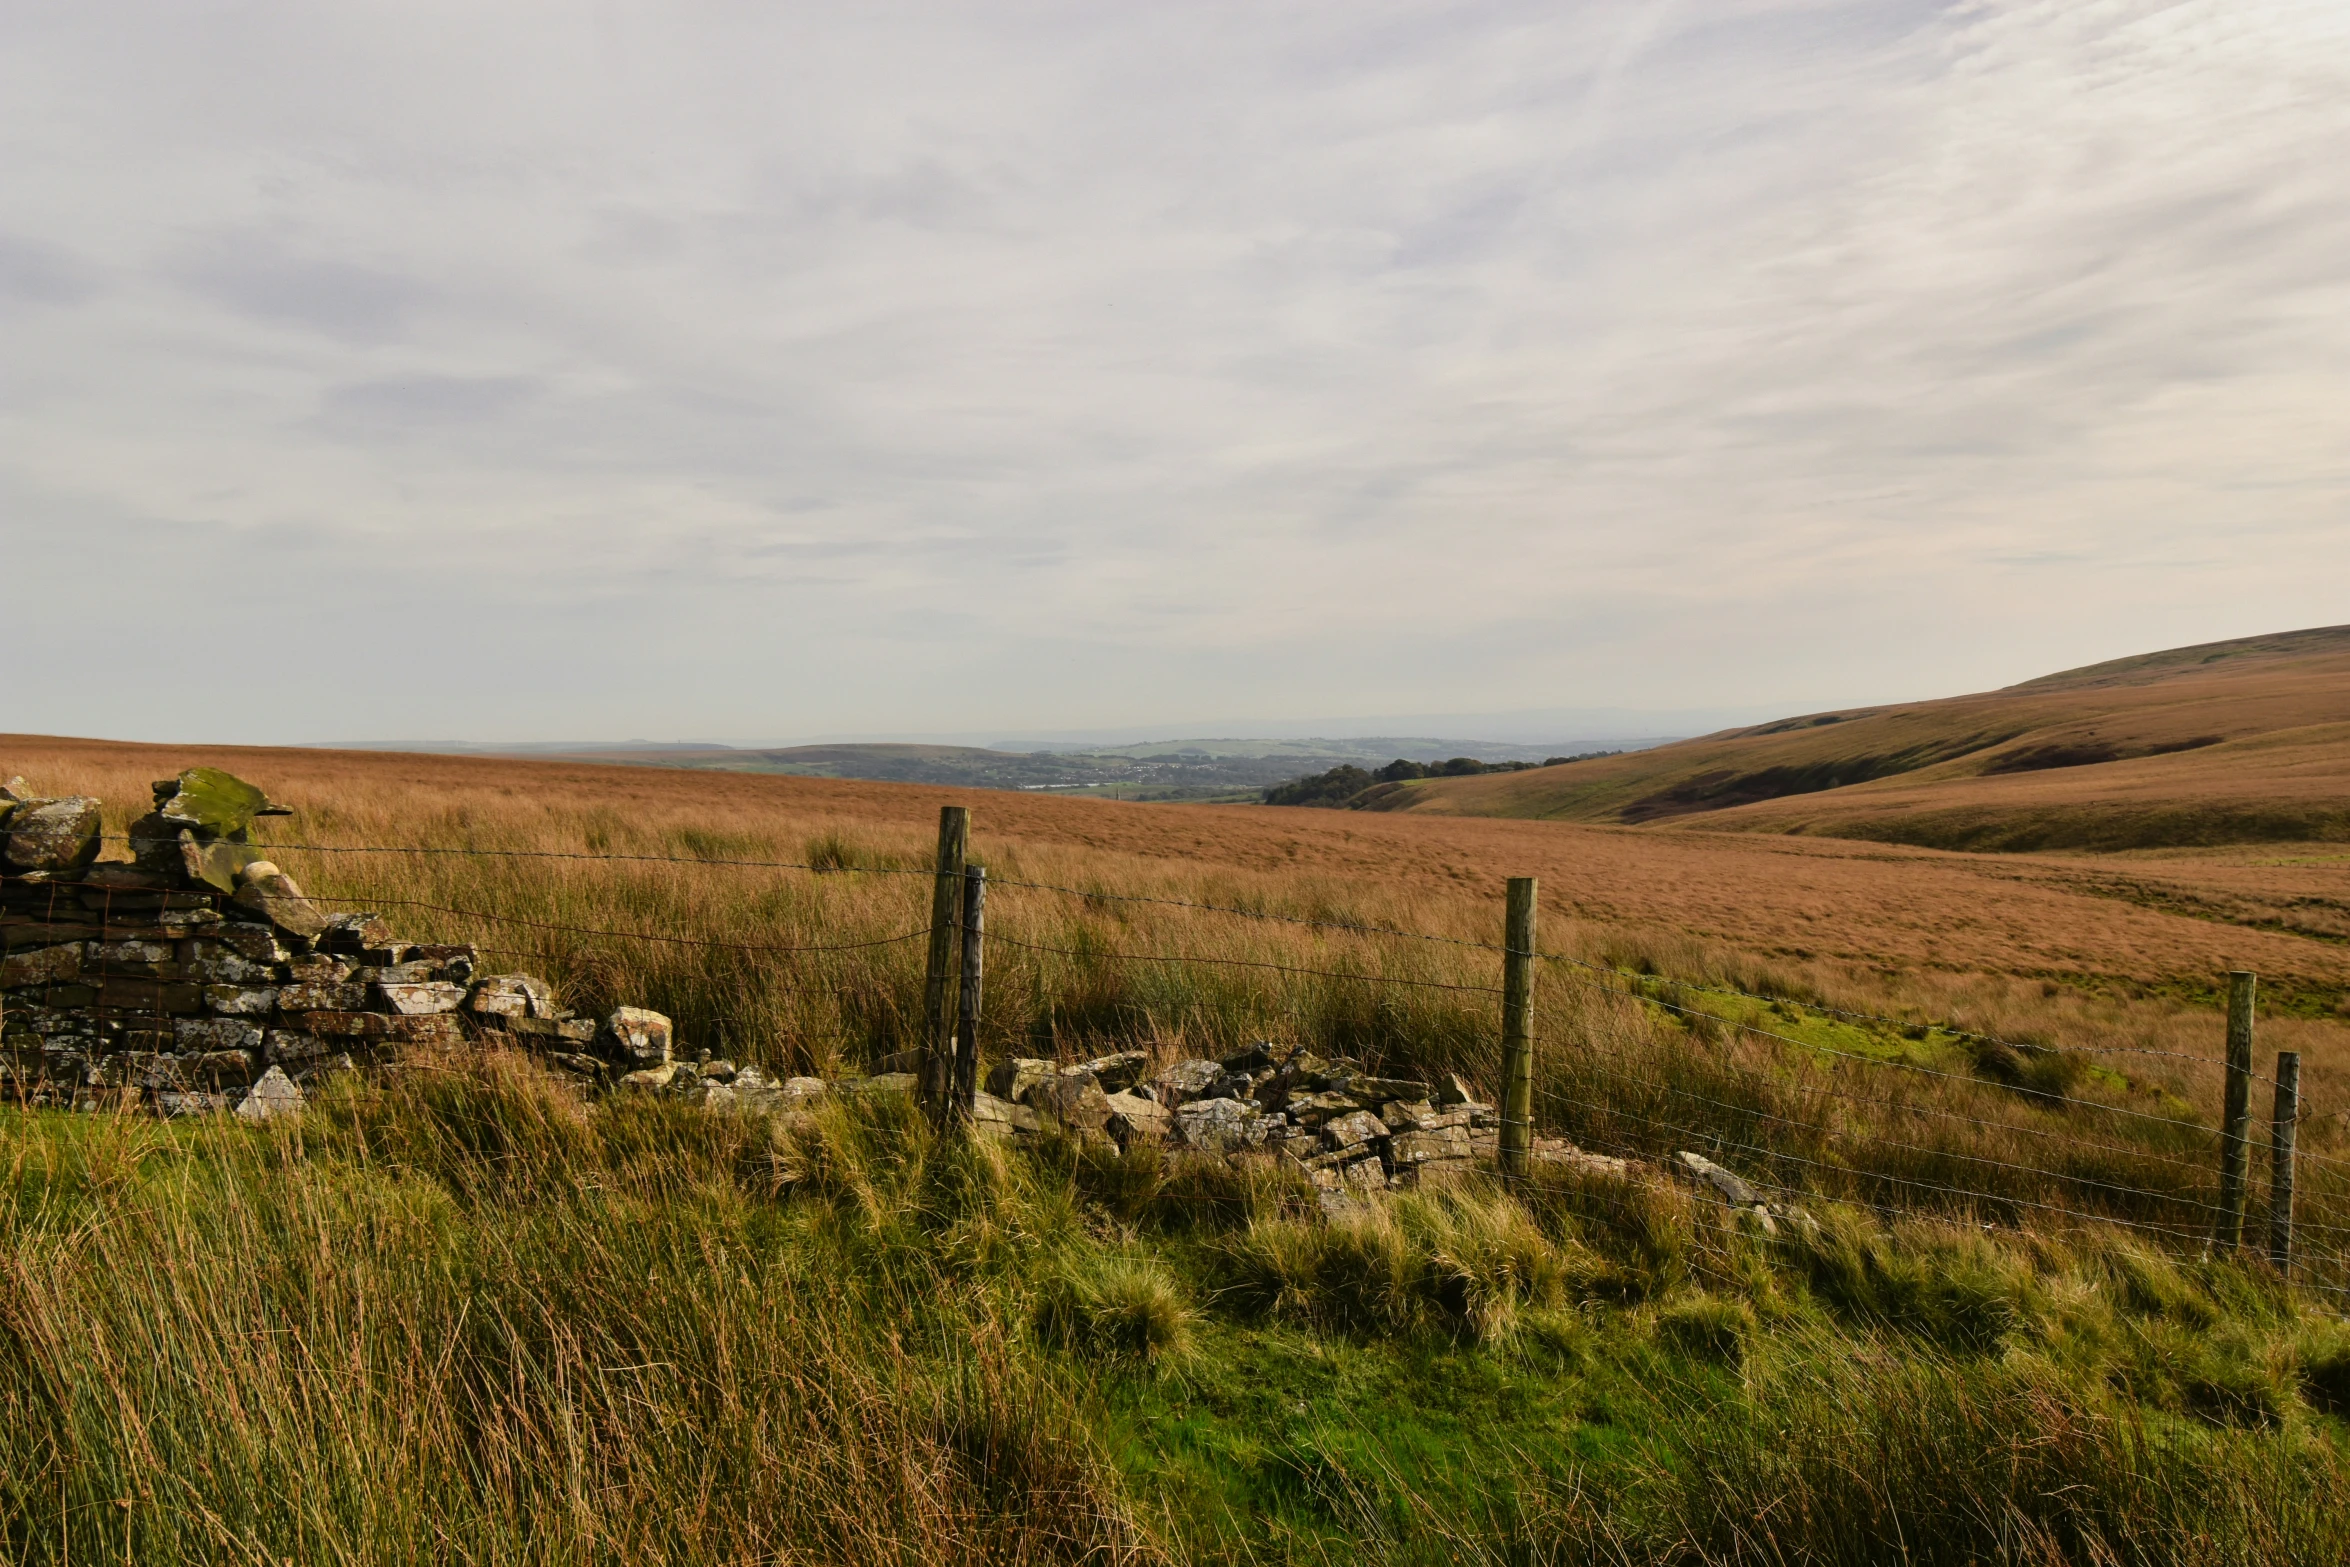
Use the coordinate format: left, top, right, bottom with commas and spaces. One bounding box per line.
279, 981, 367, 1012
1320, 1110, 1390, 1152
1104, 1089, 1171, 1146
469, 973, 553, 1020
1072, 1050, 1150, 1093
599, 1006, 672, 1067
1037, 1074, 1112, 1133
1174, 1096, 1267, 1153
985, 1056, 1058, 1103
231, 867, 331, 940
619, 1062, 681, 1092
236, 1065, 304, 1120
0, 943, 80, 990
3, 798, 101, 877
1157, 1058, 1225, 1104
377, 980, 467, 1015
175, 1018, 263, 1055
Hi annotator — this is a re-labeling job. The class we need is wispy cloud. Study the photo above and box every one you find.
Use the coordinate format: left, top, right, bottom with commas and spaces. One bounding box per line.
1, 0, 2343, 743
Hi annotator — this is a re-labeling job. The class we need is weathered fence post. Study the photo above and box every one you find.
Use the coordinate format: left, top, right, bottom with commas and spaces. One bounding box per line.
952, 864, 986, 1124
2271, 1050, 2300, 1275
1500, 877, 1537, 1181
2216, 970, 2257, 1249
920, 806, 969, 1124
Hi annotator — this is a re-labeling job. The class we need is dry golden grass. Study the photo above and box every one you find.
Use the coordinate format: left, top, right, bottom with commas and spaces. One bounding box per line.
8, 730, 2350, 1265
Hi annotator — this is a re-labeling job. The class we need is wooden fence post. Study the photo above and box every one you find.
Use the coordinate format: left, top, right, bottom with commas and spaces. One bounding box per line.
2271, 1050, 2300, 1275
920, 806, 969, 1124
953, 865, 986, 1124
2216, 970, 2256, 1249
1500, 877, 1537, 1181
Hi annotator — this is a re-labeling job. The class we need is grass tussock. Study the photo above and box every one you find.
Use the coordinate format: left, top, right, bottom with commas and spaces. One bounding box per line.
0, 1061, 2346, 1562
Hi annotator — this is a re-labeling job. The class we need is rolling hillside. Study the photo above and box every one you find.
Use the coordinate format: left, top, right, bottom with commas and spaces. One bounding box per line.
1357, 625, 2350, 850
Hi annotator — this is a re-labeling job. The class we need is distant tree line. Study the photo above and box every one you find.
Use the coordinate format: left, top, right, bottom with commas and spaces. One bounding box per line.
1261, 751, 1624, 808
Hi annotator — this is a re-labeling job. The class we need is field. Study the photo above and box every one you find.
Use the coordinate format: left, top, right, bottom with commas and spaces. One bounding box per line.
1366, 625, 2350, 852
6, 731, 2350, 1562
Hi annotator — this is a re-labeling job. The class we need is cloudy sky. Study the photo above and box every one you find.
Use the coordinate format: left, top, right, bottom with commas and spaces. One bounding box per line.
4, 1, 2345, 745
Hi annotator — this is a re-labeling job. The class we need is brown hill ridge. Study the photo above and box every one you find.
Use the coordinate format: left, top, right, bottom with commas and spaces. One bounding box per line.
1356, 625, 2350, 851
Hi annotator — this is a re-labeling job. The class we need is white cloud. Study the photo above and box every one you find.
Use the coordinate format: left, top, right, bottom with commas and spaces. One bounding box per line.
1, 0, 2343, 742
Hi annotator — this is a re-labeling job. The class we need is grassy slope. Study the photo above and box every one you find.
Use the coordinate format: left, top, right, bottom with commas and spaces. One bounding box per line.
1363, 625, 2350, 850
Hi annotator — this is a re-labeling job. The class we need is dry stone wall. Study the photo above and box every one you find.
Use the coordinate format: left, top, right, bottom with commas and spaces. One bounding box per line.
0, 768, 680, 1118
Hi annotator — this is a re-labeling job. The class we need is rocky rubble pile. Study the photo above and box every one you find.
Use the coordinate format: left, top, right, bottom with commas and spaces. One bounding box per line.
0, 770, 683, 1118
966, 1040, 1506, 1194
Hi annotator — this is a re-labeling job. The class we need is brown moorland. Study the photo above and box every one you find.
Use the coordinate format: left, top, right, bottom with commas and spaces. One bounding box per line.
13, 729, 2350, 1563
1361, 624, 2350, 852
7, 729, 2344, 1079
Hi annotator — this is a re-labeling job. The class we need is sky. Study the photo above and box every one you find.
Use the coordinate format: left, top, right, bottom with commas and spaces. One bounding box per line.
4, 0, 2345, 746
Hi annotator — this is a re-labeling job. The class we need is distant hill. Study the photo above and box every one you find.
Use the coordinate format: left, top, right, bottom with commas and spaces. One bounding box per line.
1354, 626, 2350, 851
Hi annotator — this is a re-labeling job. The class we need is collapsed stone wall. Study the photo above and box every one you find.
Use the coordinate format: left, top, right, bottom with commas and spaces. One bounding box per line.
0, 769, 684, 1117
0, 766, 1776, 1223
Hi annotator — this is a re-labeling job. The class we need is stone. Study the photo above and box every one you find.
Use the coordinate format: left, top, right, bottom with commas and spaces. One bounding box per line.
235, 1065, 304, 1120
0, 942, 81, 989
985, 1057, 1059, 1103
1156, 1057, 1226, 1104
377, 981, 467, 1016
1281, 1090, 1370, 1126
178, 832, 264, 895
1531, 1139, 1629, 1179
289, 1011, 461, 1046
3, 798, 101, 877
1103, 1089, 1171, 1146
1390, 1125, 1475, 1167
153, 1091, 235, 1116
1036, 1074, 1112, 1132
189, 1049, 260, 1087
1072, 1050, 1150, 1093
507, 1016, 598, 1046
175, 1018, 263, 1055
231, 869, 330, 941
846, 1072, 919, 1097
316, 912, 398, 955
599, 1006, 673, 1067
1173, 1096, 1267, 1153
203, 985, 278, 1015
80, 863, 174, 894
542, 1052, 608, 1082
620, 1062, 681, 1091
153, 768, 288, 839
204, 925, 287, 964
1320, 1110, 1390, 1152
282, 955, 353, 984
777, 1075, 830, 1111
469, 973, 554, 1020
186, 953, 274, 984
1675, 1151, 1760, 1208
1219, 1041, 1276, 1075
699, 1058, 738, 1081
970, 1089, 1041, 1141
278, 981, 367, 1012
92, 979, 204, 1014
403, 945, 478, 984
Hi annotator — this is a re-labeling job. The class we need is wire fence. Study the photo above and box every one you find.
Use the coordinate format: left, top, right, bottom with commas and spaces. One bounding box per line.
7, 825, 2342, 1296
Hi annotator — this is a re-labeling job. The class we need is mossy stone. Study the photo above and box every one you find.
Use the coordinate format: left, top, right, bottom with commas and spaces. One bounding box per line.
156, 768, 279, 840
